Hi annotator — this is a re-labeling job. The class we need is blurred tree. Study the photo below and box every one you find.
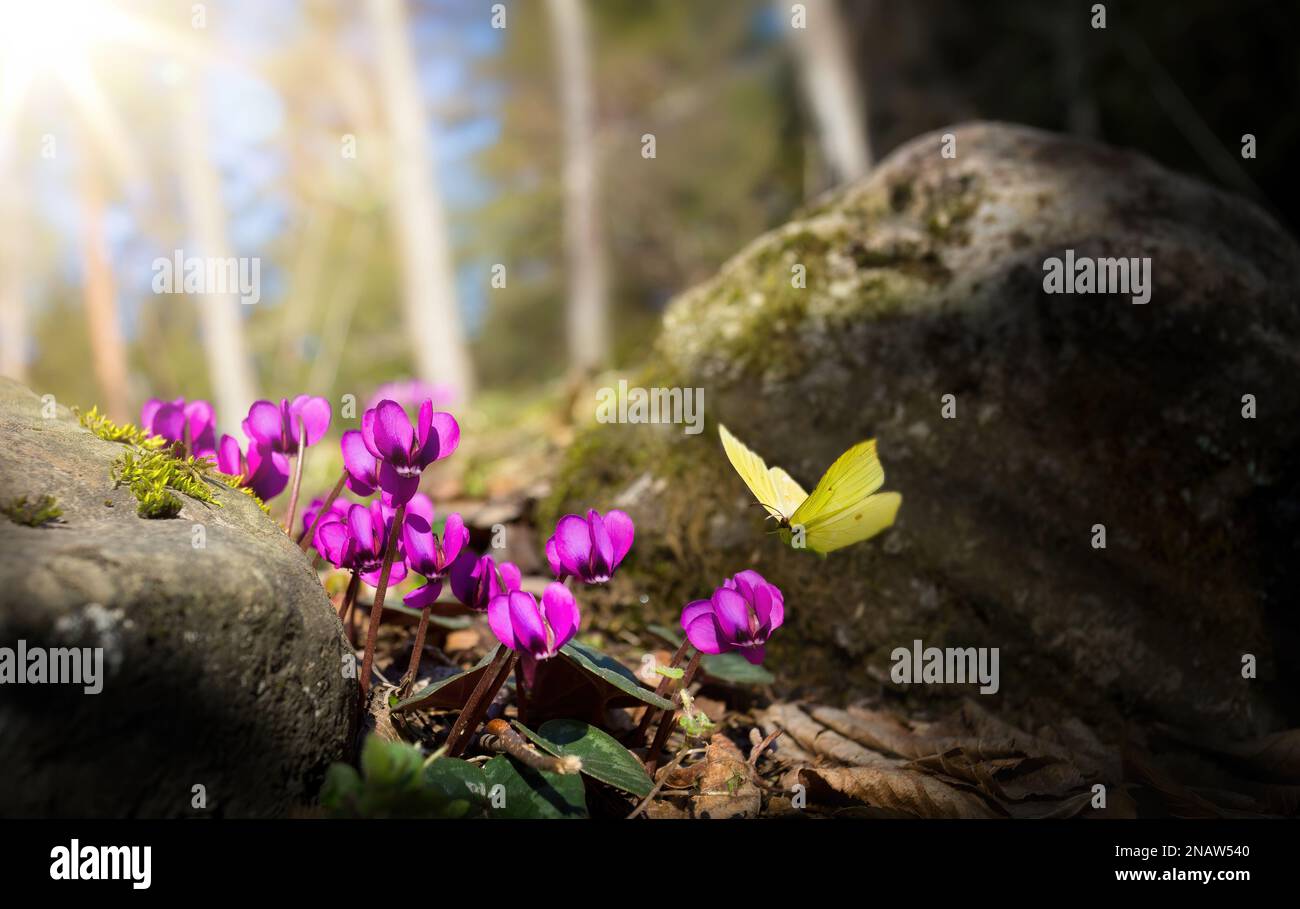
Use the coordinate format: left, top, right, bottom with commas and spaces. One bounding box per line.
782, 0, 872, 188
0, 151, 26, 382
171, 65, 259, 432
366, 0, 475, 398
545, 0, 610, 378
472, 0, 804, 387
76, 139, 130, 422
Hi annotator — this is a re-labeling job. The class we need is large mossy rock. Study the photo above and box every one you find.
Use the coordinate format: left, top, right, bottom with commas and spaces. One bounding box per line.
0, 378, 357, 816
546, 123, 1300, 739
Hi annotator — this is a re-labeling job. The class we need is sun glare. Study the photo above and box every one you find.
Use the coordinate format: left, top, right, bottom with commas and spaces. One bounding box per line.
0, 0, 124, 78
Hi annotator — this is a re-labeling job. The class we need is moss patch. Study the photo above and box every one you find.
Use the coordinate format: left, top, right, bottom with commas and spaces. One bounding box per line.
1, 494, 62, 527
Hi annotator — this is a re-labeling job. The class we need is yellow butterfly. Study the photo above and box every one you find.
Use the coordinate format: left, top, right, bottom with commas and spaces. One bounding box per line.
719, 423, 901, 554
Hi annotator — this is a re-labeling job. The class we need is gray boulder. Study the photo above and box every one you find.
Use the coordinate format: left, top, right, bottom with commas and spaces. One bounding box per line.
0, 378, 357, 816
544, 123, 1300, 739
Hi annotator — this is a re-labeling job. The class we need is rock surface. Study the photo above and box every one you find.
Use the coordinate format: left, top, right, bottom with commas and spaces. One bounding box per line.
0, 378, 357, 817
545, 122, 1300, 739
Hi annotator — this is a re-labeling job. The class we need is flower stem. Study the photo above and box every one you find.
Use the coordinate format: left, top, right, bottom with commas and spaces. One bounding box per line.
358, 502, 405, 695
298, 469, 347, 551
337, 570, 360, 622
644, 650, 701, 776
400, 606, 431, 692
514, 658, 531, 727
283, 416, 307, 535
446, 645, 516, 757
633, 639, 690, 744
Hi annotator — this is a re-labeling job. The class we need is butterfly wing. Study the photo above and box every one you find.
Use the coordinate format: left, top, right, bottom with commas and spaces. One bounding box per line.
768, 467, 809, 521
719, 424, 783, 518
800, 492, 902, 554
790, 438, 899, 553
791, 439, 885, 524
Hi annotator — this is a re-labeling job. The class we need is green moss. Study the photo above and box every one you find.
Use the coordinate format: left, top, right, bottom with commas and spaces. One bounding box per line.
75, 405, 166, 449
1, 494, 62, 527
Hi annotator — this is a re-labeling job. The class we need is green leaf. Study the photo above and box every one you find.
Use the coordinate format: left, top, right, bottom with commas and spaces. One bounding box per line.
482, 755, 588, 819
559, 640, 674, 710
319, 763, 362, 813
516, 719, 653, 798
360, 735, 424, 787
647, 624, 775, 686
423, 757, 490, 819
390, 645, 503, 712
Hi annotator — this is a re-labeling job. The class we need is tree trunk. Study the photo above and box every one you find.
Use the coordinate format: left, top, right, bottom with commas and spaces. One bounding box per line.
366, 0, 474, 399
173, 69, 258, 432
545, 0, 609, 377
77, 150, 131, 422
0, 156, 26, 382
787, 0, 872, 186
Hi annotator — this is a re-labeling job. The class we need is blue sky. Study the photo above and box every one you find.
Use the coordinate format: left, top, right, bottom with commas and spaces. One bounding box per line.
30, 0, 504, 338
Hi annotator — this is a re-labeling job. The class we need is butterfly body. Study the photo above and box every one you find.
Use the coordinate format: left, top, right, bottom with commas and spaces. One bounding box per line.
719, 424, 901, 554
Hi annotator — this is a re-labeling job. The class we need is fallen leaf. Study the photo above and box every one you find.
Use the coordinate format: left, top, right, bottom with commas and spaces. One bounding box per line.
798, 765, 1002, 818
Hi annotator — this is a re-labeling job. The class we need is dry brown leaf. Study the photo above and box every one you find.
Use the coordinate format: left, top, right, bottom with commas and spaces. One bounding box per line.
1123, 747, 1226, 818
798, 765, 1003, 818
694, 734, 762, 819
821, 704, 922, 757
765, 703, 896, 767
444, 629, 480, 652
1202, 729, 1300, 784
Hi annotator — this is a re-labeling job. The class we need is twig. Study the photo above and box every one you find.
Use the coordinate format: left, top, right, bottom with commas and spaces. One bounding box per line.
748, 728, 783, 769
480, 719, 582, 775
626, 747, 707, 820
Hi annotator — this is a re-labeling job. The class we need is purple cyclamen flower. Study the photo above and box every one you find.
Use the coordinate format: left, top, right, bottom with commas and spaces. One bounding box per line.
488, 582, 580, 673
545, 509, 634, 584
359, 399, 459, 505
301, 494, 351, 541
402, 513, 470, 609
449, 551, 521, 613
680, 570, 785, 665
340, 429, 379, 497
242, 396, 332, 455
142, 397, 217, 459
315, 501, 409, 587
216, 433, 290, 501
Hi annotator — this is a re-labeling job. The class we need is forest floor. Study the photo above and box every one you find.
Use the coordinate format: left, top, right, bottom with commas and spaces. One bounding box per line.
325, 387, 1295, 820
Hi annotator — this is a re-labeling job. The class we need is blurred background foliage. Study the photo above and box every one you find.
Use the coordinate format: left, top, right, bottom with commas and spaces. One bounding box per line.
3, 0, 1296, 431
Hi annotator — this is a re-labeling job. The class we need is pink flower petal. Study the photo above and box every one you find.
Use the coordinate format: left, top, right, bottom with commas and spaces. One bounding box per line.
552, 514, 593, 578
242, 400, 284, 449
371, 399, 414, 463
685, 614, 725, 654
604, 509, 635, 566
487, 592, 519, 649
541, 582, 580, 652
